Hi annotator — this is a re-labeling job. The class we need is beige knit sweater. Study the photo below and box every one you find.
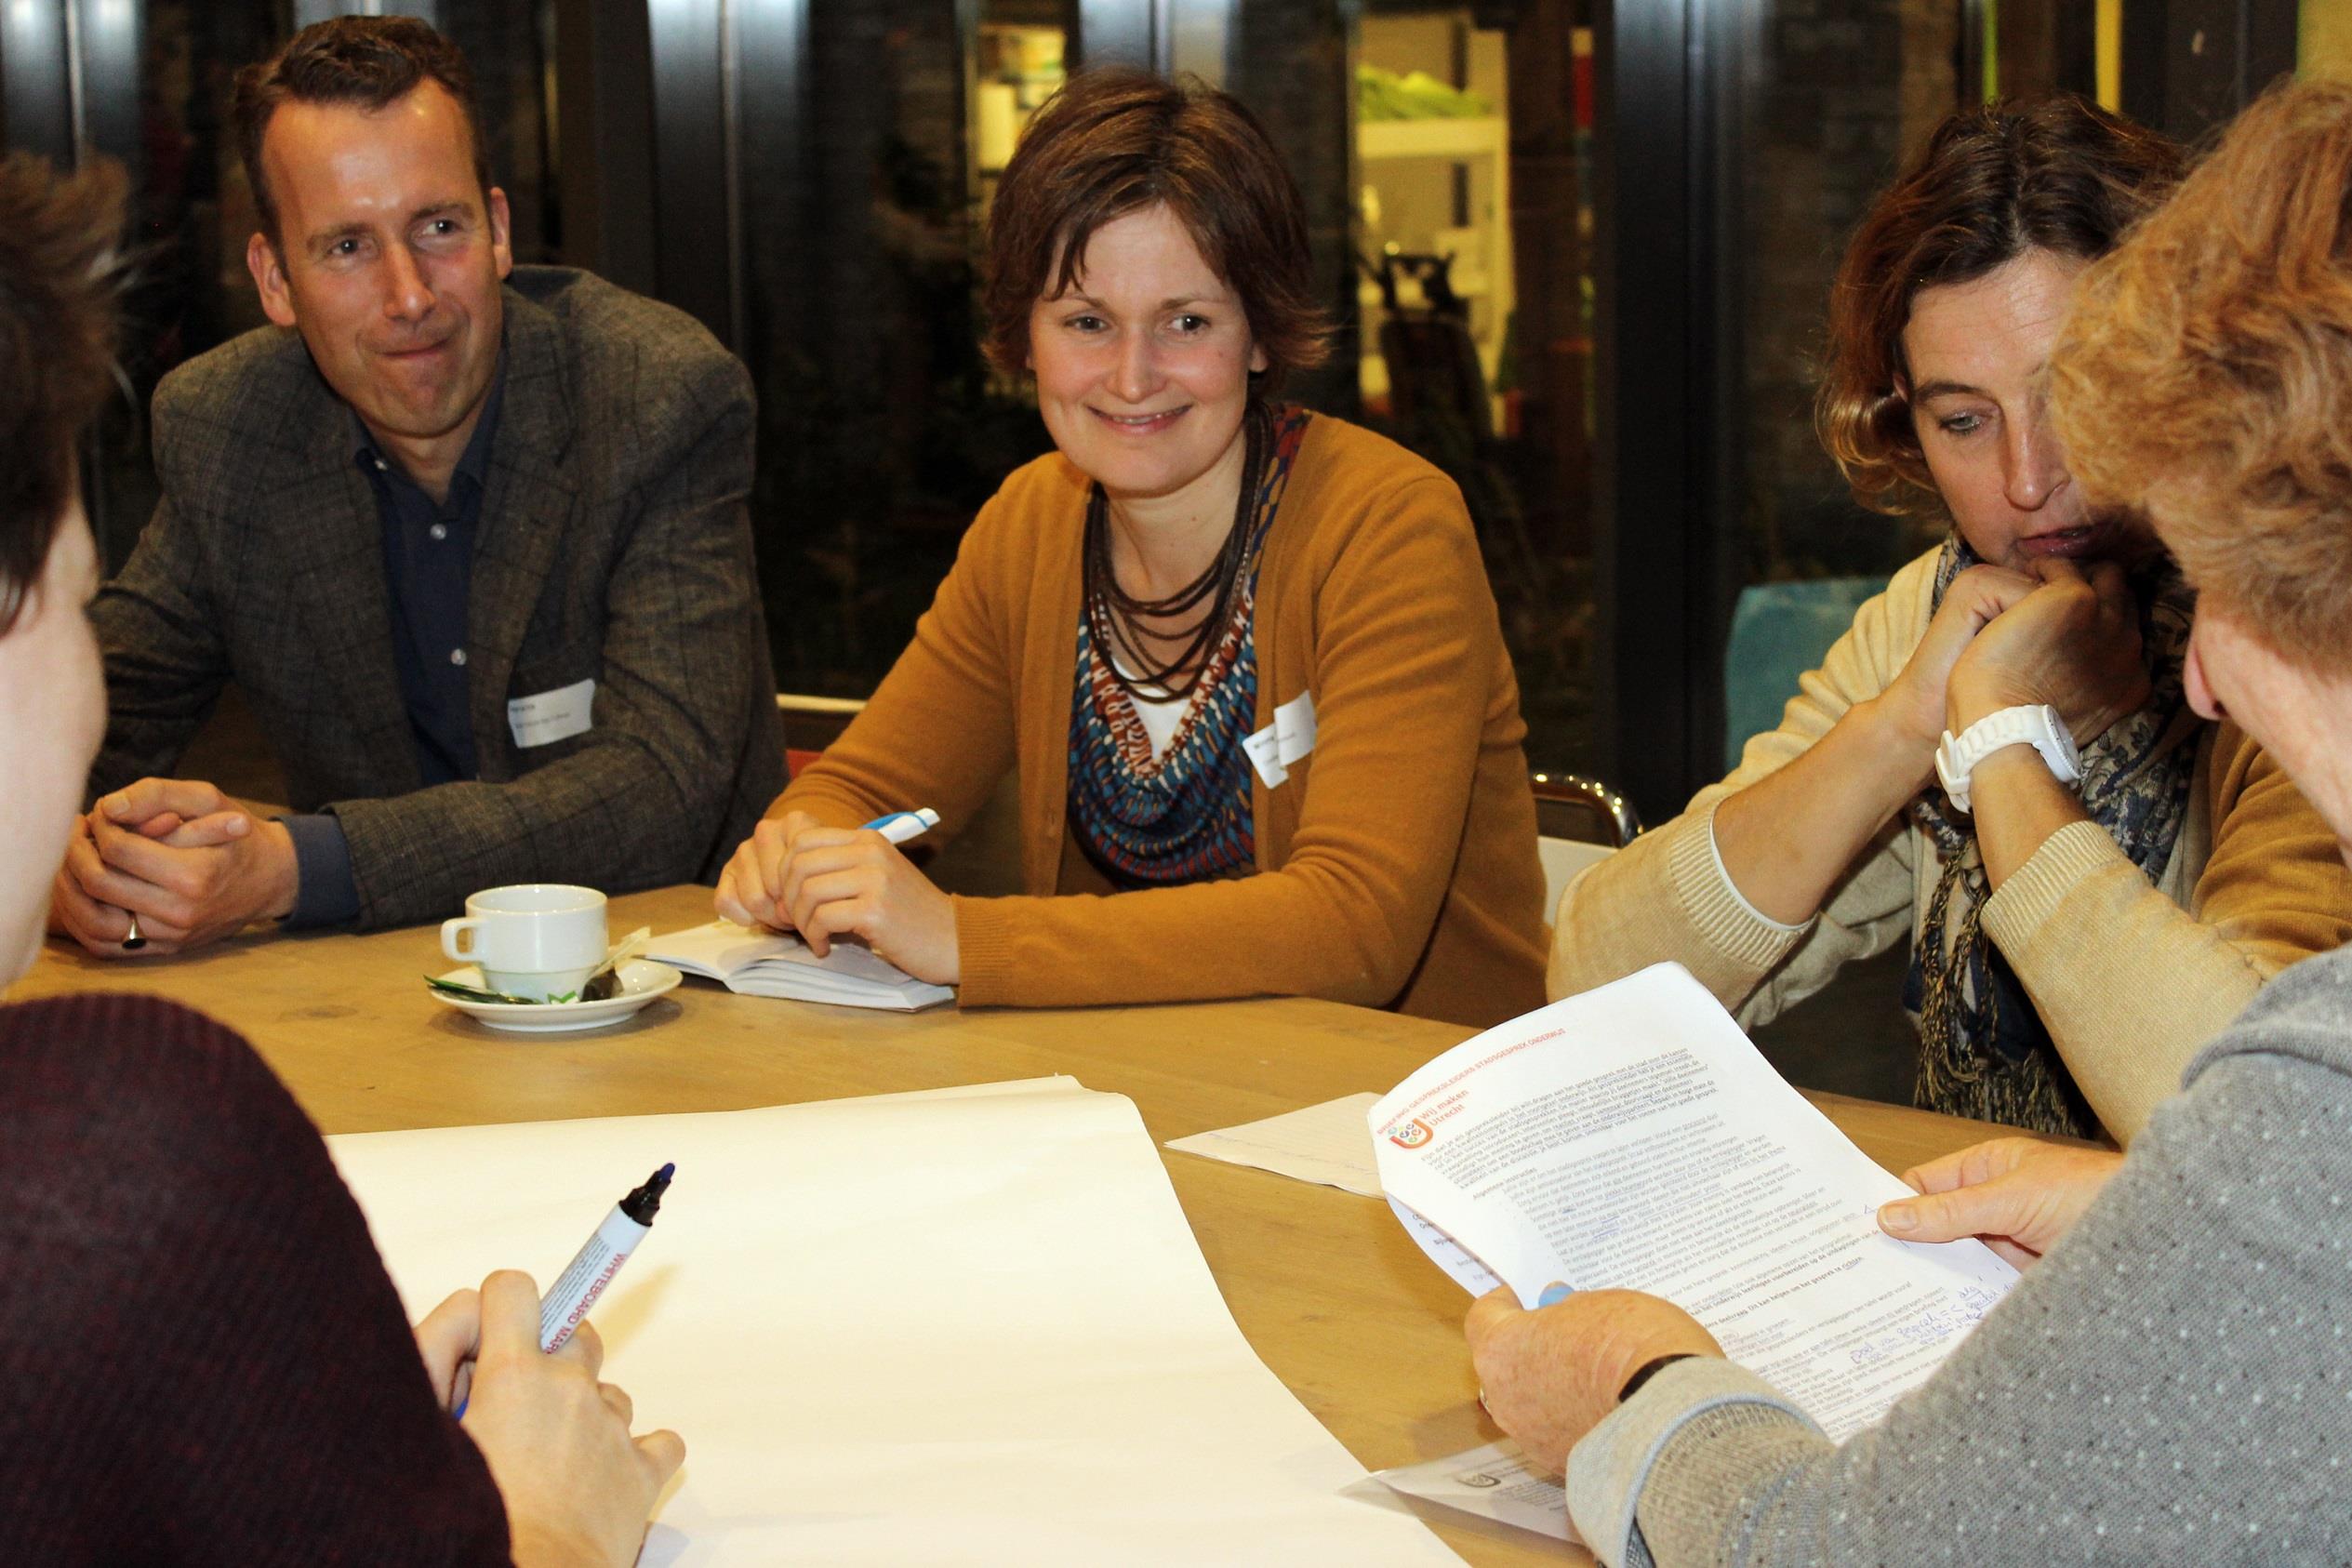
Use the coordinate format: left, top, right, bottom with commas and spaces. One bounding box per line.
1550, 546, 2352, 1142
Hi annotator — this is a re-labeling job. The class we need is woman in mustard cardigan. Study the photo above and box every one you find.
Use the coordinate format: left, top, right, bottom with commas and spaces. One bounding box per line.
716, 68, 1548, 1027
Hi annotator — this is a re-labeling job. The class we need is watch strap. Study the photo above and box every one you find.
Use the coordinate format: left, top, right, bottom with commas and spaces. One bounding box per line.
1618, 1352, 1700, 1404
1933, 704, 2082, 814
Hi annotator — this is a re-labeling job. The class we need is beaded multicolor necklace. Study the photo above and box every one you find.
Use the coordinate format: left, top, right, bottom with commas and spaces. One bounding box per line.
1065, 404, 1312, 888
1081, 401, 1272, 701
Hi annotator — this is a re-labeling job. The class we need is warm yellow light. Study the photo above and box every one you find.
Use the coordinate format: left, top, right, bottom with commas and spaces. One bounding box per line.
2305, 0, 2352, 82
2096, 0, 2123, 110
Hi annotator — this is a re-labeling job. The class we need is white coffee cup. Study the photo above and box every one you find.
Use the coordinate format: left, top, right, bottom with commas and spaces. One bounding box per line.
441, 884, 609, 1001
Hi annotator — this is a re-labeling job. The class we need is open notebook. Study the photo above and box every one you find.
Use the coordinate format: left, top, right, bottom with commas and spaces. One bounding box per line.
646, 920, 955, 1011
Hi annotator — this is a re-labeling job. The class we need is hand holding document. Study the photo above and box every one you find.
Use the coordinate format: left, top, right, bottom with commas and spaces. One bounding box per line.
1371, 963, 2017, 1442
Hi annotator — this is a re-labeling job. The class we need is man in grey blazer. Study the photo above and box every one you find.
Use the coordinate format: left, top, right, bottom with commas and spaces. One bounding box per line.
53, 17, 782, 952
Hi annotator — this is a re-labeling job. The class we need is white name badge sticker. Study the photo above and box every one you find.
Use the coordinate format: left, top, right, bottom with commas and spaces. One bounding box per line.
1274, 690, 1318, 767
1242, 726, 1289, 789
1242, 691, 1318, 789
507, 677, 596, 750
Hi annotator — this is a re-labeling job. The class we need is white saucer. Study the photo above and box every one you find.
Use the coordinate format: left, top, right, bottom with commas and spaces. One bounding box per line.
430, 960, 683, 1033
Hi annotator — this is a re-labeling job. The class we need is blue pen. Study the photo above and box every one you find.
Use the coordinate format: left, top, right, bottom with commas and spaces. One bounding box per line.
861, 806, 940, 846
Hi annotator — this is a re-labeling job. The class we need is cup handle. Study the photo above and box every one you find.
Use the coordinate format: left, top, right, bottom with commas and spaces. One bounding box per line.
443, 917, 481, 962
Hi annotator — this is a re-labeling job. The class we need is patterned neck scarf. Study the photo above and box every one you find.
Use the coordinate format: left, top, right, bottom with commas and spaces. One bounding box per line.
1064, 405, 1313, 888
1904, 534, 2198, 1136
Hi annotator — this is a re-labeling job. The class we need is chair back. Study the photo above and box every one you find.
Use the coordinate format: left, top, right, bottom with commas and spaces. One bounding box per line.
1722, 578, 1881, 769
1537, 837, 1614, 924
1530, 772, 1639, 924
1530, 772, 1640, 849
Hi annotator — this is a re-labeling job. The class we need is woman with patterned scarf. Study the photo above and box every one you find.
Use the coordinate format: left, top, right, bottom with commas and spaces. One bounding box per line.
1549, 95, 2352, 1143
714, 68, 1549, 1030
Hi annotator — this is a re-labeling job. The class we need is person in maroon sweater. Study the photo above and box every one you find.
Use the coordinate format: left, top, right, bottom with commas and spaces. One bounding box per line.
0, 154, 683, 1563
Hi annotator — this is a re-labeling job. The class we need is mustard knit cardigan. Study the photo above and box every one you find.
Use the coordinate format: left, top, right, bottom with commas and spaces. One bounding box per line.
776, 414, 1550, 1027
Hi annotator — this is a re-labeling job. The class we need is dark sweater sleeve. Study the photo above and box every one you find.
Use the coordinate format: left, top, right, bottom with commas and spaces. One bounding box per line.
0, 992, 511, 1566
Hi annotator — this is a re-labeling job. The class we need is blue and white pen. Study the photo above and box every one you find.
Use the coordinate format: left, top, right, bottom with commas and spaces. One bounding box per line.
861, 806, 940, 846
454, 1163, 673, 1420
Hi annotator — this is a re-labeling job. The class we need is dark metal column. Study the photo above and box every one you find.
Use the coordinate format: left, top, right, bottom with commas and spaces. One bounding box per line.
1589, 0, 1730, 824
2, 1, 74, 162
553, 0, 658, 296
71, 0, 142, 167
645, 0, 746, 352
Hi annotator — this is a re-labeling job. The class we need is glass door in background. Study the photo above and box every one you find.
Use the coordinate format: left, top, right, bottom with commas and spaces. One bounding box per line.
1159, 1, 1605, 777
1712, 3, 1974, 773
1353, 6, 1597, 777
731, 0, 1060, 696
722, 0, 1603, 781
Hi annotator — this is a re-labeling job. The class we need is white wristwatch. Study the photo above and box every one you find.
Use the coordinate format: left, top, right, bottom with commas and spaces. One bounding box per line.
1933, 704, 2082, 815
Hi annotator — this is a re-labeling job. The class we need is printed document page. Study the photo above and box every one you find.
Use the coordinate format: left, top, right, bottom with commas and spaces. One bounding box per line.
331, 1079, 1463, 1566
1370, 963, 2016, 1442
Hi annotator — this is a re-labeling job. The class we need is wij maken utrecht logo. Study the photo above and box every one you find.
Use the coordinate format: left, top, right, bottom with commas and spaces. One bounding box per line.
1384, 1117, 1435, 1150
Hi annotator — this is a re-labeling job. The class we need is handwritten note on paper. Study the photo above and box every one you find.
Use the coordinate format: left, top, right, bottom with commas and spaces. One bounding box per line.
1165, 1092, 1385, 1197
1373, 963, 2018, 1442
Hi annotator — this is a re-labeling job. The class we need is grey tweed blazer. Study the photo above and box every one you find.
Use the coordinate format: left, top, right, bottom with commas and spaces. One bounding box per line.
91, 266, 784, 930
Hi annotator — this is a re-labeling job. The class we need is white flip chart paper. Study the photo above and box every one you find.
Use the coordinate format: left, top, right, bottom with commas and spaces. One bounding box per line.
328, 1078, 1463, 1566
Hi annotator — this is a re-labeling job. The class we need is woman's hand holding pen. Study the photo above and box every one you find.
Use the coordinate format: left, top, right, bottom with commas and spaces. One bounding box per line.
417, 1270, 684, 1568
714, 810, 963, 986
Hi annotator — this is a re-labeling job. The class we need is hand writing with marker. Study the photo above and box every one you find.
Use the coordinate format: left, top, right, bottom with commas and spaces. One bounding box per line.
414, 1271, 684, 1568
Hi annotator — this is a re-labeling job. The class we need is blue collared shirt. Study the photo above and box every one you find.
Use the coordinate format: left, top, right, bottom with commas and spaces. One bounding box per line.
283, 365, 508, 926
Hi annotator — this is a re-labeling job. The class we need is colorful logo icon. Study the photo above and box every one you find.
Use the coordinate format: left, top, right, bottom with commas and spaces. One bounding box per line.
1386, 1118, 1434, 1149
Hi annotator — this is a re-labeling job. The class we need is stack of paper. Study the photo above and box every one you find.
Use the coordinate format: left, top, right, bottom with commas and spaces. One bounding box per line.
328, 1078, 1464, 1565
647, 919, 955, 1011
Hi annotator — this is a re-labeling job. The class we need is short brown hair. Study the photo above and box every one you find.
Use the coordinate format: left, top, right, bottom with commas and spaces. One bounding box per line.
0, 154, 124, 635
982, 68, 1329, 393
1818, 96, 2181, 515
2053, 79, 2352, 674
233, 16, 487, 250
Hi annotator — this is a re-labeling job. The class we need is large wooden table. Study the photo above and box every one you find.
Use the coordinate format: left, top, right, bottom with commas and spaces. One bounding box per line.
17, 884, 2010, 1564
